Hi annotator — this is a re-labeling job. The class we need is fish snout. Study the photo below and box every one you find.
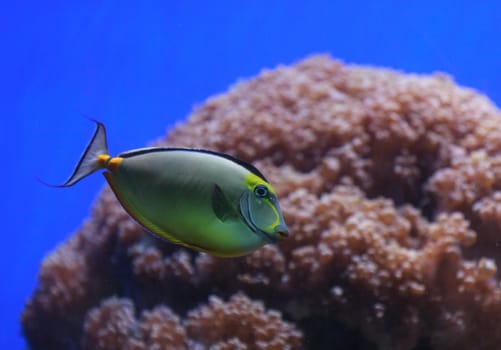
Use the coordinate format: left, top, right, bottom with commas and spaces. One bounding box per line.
274, 224, 289, 239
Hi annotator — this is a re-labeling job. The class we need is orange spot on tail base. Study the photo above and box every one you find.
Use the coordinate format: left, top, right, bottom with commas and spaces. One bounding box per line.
108, 157, 123, 172
97, 154, 111, 166
97, 154, 122, 172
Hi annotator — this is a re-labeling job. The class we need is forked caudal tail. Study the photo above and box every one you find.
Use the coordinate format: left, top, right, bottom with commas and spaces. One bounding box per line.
47, 119, 110, 187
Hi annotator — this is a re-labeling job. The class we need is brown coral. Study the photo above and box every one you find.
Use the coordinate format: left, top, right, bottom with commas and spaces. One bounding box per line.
81, 297, 188, 350
186, 293, 302, 349
22, 55, 501, 349
80, 293, 298, 350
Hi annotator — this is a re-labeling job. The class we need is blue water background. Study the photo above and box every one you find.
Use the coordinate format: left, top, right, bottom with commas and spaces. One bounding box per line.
2, 1, 500, 348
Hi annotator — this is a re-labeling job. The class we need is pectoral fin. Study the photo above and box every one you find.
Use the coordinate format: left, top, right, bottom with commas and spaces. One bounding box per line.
212, 184, 239, 222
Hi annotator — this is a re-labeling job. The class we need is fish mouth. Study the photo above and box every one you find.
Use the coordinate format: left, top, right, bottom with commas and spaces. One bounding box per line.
275, 224, 289, 239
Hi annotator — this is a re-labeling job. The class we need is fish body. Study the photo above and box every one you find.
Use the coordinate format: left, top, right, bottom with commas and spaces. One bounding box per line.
53, 120, 288, 257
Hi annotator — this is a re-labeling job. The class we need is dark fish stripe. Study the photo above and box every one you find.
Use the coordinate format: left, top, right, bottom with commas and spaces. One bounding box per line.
118, 147, 268, 181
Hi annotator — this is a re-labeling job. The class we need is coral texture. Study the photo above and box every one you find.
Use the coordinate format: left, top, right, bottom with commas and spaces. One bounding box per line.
22, 55, 501, 349
79, 293, 298, 350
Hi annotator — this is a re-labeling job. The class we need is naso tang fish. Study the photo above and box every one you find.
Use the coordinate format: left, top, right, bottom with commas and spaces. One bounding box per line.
53, 120, 289, 257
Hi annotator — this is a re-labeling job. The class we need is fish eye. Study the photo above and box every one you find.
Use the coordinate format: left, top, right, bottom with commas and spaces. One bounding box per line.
254, 184, 268, 198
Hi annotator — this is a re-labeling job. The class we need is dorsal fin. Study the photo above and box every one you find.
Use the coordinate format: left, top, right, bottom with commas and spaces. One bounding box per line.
119, 147, 268, 181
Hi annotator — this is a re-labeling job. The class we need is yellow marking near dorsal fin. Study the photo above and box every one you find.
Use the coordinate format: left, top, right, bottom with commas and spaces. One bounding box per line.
244, 172, 276, 195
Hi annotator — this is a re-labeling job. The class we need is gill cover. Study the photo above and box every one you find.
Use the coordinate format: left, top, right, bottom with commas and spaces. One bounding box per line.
239, 186, 286, 243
